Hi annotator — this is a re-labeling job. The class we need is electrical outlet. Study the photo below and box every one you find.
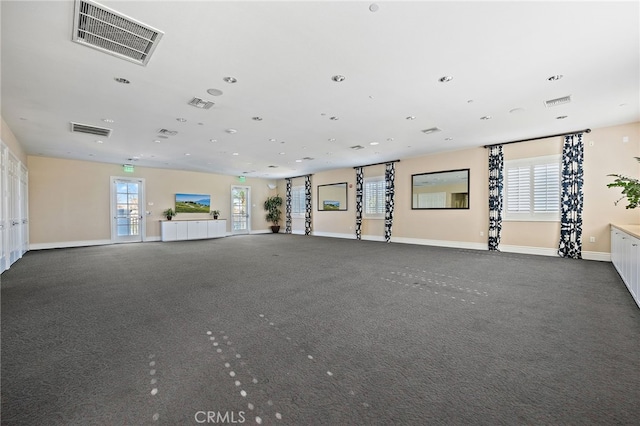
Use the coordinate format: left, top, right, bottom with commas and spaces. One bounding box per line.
589, 236, 596, 243
480, 231, 484, 236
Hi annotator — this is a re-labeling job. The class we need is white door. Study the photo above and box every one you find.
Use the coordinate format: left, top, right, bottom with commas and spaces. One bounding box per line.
8, 152, 21, 264
231, 186, 250, 235
0, 143, 7, 272
111, 177, 145, 243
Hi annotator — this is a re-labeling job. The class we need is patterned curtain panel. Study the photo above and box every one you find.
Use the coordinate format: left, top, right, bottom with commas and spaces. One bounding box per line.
558, 133, 584, 259
384, 162, 396, 243
488, 145, 504, 251
285, 178, 292, 234
355, 167, 363, 240
304, 175, 312, 235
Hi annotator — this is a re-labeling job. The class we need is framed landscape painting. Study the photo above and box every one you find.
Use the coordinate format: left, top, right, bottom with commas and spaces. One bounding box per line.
175, 193, 211, 213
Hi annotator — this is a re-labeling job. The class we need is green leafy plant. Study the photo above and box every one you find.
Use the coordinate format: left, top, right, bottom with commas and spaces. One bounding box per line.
162, 208, 176, 219
210, 210, 221, 218
607, 157, 640, 209
264, 195, 283, 226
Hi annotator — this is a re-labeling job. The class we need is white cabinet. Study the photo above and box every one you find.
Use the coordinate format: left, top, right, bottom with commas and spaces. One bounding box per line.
188, 220, 208, 239
207, 220, 226, 239
161, 220, 226, 242
611, 225, 640, 309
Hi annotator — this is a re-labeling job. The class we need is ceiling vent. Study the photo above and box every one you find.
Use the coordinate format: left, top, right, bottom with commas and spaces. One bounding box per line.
188, 97, 215, 109
71, 122, 112, 137
302, 157, 315, 161
350, 145, 365, 150
544, 95, 571, 108
421, 127, 442, 134
158, 129, 178, 136
72, 0, 164, 66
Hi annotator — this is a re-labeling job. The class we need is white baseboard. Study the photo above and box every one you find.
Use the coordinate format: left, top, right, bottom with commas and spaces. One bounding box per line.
145, 236, 161, 242
391, 236, 487, 251
30, 239, 113, 250
581, 251, 611, 262
312, 231, 357, 239
498, 244, 558, 257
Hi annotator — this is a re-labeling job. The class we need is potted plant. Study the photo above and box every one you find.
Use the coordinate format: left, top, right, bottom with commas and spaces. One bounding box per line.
607, 157, 640, 209
210, 210, 221, 219
264, 195, 283, 233
162, 208, 176, 220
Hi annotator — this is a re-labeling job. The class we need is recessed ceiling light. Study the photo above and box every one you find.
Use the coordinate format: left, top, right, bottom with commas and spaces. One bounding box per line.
556, 115, 568, 120
207, 88, 224, 96
547, 74, 564, 81
445, 137, 453, 141
332, 75, 346, 82
96, 140, 103, 144
439, 76, 453, 82
209, 139, 217, 143
387, 138, 394, 142
330, 116, 339, 120
102, 118, 114, 123
295, 159, 303, 163
406, 116, 415, 120
480, 116, 492, 120
114, 77, 130, 84
467, 99, 474, 103
370, 142, 379, 146
252, 117, 263, 121
328, 138, 336, 142
269, 138, 277, 142
226, 129, 237, 134
232, 152, 239, 156
185, 153, 191, 156
279, 152, 286, 155
369, 3, 379, 12
154, 140, 161, 143
176, 118, 187, 122
223, 76, 237, 83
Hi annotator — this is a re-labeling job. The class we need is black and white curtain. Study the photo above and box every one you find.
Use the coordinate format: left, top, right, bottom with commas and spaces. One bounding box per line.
304, 175, 312, 235
558, 133, 584, 259
488, 145, 504, 251
384, 162, 396, 243
355, 167, 363, 240
285, 178, 292, 234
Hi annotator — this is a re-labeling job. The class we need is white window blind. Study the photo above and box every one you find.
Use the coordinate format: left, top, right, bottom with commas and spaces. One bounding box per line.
364, 177, 385, 218
291, 186, 305, 216
504, 155, 560, 221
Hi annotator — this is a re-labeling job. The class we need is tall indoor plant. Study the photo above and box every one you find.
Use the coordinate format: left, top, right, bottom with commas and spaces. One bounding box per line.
607, 157, 640, 209
264, 195, 283, 233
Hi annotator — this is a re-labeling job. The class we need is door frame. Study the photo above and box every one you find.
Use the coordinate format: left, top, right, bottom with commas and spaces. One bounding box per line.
230, 185, 251, 235
110, 176, 146, 243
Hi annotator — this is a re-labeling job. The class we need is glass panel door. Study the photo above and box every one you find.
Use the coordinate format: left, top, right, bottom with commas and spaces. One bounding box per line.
112, 177, 144, 243
231, 186, 250, 235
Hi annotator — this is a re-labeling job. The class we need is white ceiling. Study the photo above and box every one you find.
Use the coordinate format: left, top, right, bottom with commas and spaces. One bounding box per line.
1, 0, 639, 179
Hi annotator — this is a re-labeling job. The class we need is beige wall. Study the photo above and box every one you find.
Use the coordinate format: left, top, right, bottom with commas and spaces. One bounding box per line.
279, 122, 639, 255
1, 118, 27, 164
28, 156, 276, 245
5, 116, 639, 254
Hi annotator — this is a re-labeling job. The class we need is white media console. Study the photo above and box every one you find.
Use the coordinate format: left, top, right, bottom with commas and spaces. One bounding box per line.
161, 219, 227, 242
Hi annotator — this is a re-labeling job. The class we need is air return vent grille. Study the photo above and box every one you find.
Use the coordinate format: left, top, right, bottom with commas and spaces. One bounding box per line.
188, 97, 215, 109
72, 0, 164, 66
544, 95, 571, 108
158, 129, 178, 136
71, 122, 112, 137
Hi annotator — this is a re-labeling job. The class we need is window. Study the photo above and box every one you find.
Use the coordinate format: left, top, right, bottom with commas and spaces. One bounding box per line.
291, 185, 305, 216
364, 177, 385, 218
504, 155, 560, 221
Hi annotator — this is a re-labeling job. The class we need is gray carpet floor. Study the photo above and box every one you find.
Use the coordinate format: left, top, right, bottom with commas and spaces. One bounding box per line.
1, 234, 639, 425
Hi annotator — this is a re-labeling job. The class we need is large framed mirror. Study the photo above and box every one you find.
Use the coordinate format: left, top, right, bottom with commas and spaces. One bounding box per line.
412, 169, 469, 209
317, 182, 348, 211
